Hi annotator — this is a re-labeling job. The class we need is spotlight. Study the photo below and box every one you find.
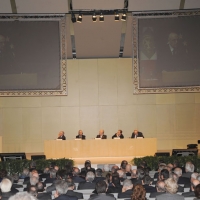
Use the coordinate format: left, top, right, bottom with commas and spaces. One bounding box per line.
77, 14, 82, 23
121, 12, 127, 21
115, 12, 119, 21
92, 13, 97, 22
71, 13, 76, 23
99, 13, 104, 22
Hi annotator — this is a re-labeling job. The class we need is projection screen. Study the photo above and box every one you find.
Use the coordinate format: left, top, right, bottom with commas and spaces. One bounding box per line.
133, 10, 200, 94
0, 15, 67, 96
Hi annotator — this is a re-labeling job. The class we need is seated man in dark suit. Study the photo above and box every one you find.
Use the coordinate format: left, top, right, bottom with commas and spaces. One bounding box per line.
131, 169, 143, 185
54, 180, 78, 200
118, 179, 133, 198
150, 180, 166, 198
89, 180, 115, 200
182, 179, 200, 197
182, 162, 194, 179
131, 129, 144, 138
156, 178, 184, 200
107, 175, 122, 193
94, 169, 105, 183
66, 179, 83, 199
40, 167, 50, 179
96, 129, 107, 139
81, 160, 96, 175
57, 131, 66, 140
44, 169, 57, 184
112, 130, 124, 139
37, 182, 52, 200
76, 130, 86, 140
174, 168, 190, 187
78, 171, 96, 190
72, 167, 85, 183
142, 175, 156, 193
170, 173, 184, 192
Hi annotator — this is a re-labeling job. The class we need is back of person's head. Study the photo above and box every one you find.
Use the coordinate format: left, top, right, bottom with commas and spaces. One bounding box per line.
173, 168, 182, 177
84, 160, 91, 168
160, 169, 169, 180
121, 160, 128, 170
50, 168, 57, 178
0, 169, 8, 179
55, 180, 68, 195
123, 179, 133, 190
117, 169, 124, 178
9, 192, 37, 200
185, 162, 194, 173
169, 172, 179, 183
86, 171, 95, 182
143, 175, 152, 185
73, 167, 80, 176
158, 163, 166, 171
111, 165, 119, 174
57, 169, 68, 180
191, 172, 199, 181
126, 164, 132, 172
156, 180, 166, 192
112, 175, 120, 187
131, 184, 146, 200
27, 185, 38, 197
164, 178, 178, 194
36, 182, 45, 192
30, 176, 39, 186
22, 168, 30, 177
137, 169, 145, 180
194, 184, 200, 199
65, 178, 75, 189
96, 168, 103, 177
191, 179, 200, 191
0, 178, 12, 192
95, 180, 107, 194
103, 164, 110, 172
43, 167, 50, 174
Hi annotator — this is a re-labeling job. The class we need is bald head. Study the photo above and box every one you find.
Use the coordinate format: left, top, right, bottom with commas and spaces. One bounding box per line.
156, 180, 166, 192
191, 179, 200, 191
99, 129, 104, 136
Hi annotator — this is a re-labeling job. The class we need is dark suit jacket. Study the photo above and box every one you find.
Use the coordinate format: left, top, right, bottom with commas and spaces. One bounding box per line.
66, 190, 83, 199
76, 135, 86, 140
44, 177, 57, 184
112, 134, 124, 139
149, 192, 165, 198
178, 176, 190, 187
57, 135, 66, 140
54, 194, 78, 200
89, 193, 116, 200
107, 185, 122, 193
37, 192, 52, 200
182, 191, 195, 197
118, 189, 133, 198
143, 185, 157, 193
40, 173, 50, 179
72, 176, 85, 183
182, 172, 193, 179
81, 167, 96, 175
131, 132, 144, 138
78, 181, 96, 190
178, 185, 184, 192
96, 135, 107, 139
130, 178, 142, 185
93, 177, 106, 183
156, 193, 184, 200
46, 183, 56, 193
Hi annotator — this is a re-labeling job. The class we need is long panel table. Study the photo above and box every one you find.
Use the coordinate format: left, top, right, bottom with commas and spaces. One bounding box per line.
44, 138, 157, 159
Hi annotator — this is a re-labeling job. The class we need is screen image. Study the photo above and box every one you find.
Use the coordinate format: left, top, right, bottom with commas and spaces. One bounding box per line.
0, 20, 61, 90
137, 15, 200, 88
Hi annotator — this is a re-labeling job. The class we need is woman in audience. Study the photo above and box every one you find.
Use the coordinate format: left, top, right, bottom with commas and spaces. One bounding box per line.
131, 184, 146, 200
194, 184, 200, 200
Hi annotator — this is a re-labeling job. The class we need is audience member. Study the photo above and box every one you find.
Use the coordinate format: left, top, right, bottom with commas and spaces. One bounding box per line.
182, 179, 200, 197
44, 169, 57, 184
9, 192, 37, 200
182, 162, 195, 178
118, 179, 133, 199
94, 169, 105, 183
131, 184, 146, 200
72, 167, 84, 183
40, 167, 50, 179
154, 163, 166, 179
111, 165, 119, 174
159, 169, 169, 181
107, 175, 122, 193
149, 180, 165, 198
81, 160, 95, 175
170, 172, 184, 192
156, 178, 184, 200
36, 182, 52, 200
142, 175, 156, 193
117, 170, 125, 182
125, 164, 132, 177
194, 184, 200, 200
78, 171, 96, 190
173, 167, 190, 187
19, 168, 29, 179
166, 163, 173, 172
120, 160, 128, 171
102, 165, 110, 177
27, 185, 38, 198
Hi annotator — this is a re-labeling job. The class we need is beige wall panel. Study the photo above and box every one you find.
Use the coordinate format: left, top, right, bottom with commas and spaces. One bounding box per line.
21, 97, 41, 107
2, 108, 23, 143
41, 97, 61, 107
175, 93, 195, 104
117, 59, 137, 105
156, 94, 175, 104
79, 59, 99, 106
156, 105, 175, 138
80, 106, 99, 139
195, 104, 200, 131
61, 60, 79, 107
0, 0, 12, 13
136, 94, 156, 105
118, 105, 137, 138
98, 59, 118, 105
61, 106, 80, 139
0, 97, 23, 108
99, 106, 118, 138
136, 105, 157, 138
175, 104, 195, 131
42, 107, 61, 140
195, 93, 200, 103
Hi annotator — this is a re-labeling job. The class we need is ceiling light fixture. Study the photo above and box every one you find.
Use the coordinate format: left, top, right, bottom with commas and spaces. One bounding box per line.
92, 13, 97, 22
99, 13, 104, 22
115, 12, 119, 21
121, 12, 127, 21
77, 13, 82, 23
71, 13, 76, 23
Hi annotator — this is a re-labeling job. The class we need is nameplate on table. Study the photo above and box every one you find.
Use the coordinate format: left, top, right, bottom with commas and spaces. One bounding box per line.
114, 137, 120, 139
75, 138, 81, 140
95, 138, 101, 140
137, 137, 143, 139
56, 139, 62, 141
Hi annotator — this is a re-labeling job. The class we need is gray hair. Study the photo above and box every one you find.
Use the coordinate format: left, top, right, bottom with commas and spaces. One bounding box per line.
22, 168, 30, 177
169, 173, 179, 183
173, 168, 182, 177
43, 167, 50, 174
156, 180, 166, 192
104, 164, 110, 172
30, 176, 39, 186
0, 178, 12, 192
8, 192, 37, 200
123, 179, 133, 189
50, 169, 57, 178
191, 173, 198, 180
55, 180, 68, 195
185, 162, 194, 173
86, 171, 95, 182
